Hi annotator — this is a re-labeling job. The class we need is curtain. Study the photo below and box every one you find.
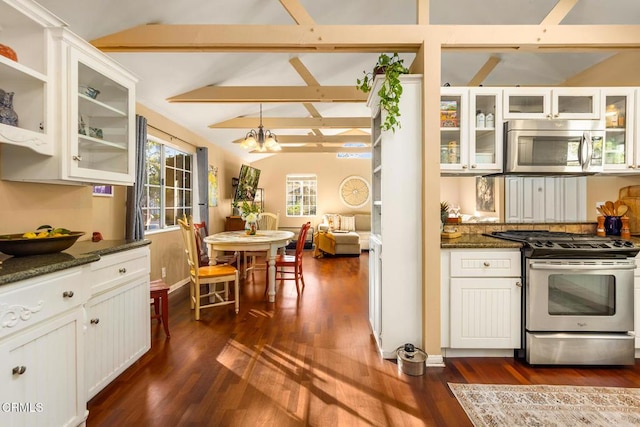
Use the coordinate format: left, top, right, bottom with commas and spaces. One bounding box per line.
125, 115, 147, 240
196, 147, 209, 230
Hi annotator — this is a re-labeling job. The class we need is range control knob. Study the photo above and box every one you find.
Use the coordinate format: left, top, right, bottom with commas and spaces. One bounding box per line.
534, 241, 544, 247
613, 240, 623, 247
624, 241, 635, 247
545, 241, 554, 247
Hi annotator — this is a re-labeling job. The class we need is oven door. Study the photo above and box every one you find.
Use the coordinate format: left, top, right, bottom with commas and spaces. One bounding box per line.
526, 259, 635, 332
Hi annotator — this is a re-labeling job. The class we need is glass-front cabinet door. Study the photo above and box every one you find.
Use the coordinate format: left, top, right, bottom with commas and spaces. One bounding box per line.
440, 88, 468, 172
66, 38, 136, 185
469, 87, 502, 173
601, 89, 635, 172
504, 88, 599, 120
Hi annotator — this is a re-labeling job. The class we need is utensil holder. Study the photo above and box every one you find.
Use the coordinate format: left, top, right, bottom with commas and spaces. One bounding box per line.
604, 216, 622, 236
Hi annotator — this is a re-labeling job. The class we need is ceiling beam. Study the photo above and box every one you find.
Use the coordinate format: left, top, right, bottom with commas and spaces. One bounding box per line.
279, 0, 316, 25
250, 146, 370, 154
466, 55, 501, 86
91, 24, 640, 54
209, 117, 371, 129
541, 0, 579, 26
417, 0, 429, 25
562, 52, 640, 86
288, 57, 324, 135
168, 86, 366, 103
233, 134, 371, 144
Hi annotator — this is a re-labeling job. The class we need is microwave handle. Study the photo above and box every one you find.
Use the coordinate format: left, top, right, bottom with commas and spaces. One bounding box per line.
581, 131, 592, 171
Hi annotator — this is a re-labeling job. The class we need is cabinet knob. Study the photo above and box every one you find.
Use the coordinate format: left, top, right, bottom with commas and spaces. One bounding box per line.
483, 261, 490, 267
471, 164, 477, 168
119, 267, 127, 274
462, 165, 468, 169
72, 155, 82, 161
516, 281, 523, 287
63, 291, 74, 298
12, 366, 26, 375
629, 165, 636, 169
90, 318, 100, 325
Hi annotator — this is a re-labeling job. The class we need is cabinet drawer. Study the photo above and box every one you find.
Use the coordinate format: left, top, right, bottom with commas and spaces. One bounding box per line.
0, 267, 86, 340
89, 247, 150, 295
450, 250, 521, 277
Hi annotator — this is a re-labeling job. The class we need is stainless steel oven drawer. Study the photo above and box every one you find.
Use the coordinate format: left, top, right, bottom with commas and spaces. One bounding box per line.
526, 332, 635, 365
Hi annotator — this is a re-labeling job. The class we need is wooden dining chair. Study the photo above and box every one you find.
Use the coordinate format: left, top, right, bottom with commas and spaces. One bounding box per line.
192, 220, 238, 267
244, 212, 279, 280
265, 222, 311, 295
178, 217, 239, 320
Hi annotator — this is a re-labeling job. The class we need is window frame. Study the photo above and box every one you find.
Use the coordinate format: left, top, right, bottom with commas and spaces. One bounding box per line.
285, 174, 318, 217
143, 135, 197, 234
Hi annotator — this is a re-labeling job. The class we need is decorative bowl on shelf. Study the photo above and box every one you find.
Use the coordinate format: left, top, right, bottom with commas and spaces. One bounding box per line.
79, 85, 100, 99
0, 232, 85, 256
88, 127, 103, 139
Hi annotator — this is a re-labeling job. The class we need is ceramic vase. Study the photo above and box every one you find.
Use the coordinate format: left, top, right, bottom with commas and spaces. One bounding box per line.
246, 222, 257, 235
0, 89, 18, 127
604, 215, 622, 236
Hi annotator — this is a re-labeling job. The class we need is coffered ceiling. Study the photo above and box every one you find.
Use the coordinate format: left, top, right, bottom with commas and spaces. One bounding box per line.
36, 0, 640, 160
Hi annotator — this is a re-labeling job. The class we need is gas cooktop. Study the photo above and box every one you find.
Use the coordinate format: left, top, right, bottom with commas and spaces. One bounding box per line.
487, 230, 639, 258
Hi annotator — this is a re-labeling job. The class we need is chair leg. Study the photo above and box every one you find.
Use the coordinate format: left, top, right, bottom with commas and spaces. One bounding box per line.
161, 291, 170, 337
299, 262, 306, 290
153, 297, 161, 322
234, 272, 240, 314
189, 279, 195, 309
294, 264, 300, 295
194, 280, 201, 321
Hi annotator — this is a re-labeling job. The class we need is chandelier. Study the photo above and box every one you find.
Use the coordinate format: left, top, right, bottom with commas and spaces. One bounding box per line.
240, 104, 281, 152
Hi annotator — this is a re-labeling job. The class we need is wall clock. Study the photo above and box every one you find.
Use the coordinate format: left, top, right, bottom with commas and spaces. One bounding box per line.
339, 175, 371, 208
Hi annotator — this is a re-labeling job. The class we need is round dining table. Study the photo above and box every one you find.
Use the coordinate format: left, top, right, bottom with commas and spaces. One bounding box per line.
204, 230, 295, 302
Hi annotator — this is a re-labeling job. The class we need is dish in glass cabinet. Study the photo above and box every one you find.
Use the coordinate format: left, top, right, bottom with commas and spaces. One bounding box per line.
79, 85, 100, 99
0, 232, 85, 256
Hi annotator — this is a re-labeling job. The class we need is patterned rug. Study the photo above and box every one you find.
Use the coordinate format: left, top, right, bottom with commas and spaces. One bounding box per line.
449, 383, 640, 427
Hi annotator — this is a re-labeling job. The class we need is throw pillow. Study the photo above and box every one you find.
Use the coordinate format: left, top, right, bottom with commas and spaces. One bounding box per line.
340, 215, 356, 231
324, 214, 341, 231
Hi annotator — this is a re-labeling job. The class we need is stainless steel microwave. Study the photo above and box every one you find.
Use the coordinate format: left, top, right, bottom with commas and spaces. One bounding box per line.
504, 119, 604, 175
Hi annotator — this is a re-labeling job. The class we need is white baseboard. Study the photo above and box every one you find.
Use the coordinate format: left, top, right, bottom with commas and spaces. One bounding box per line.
426, 354, 445, 367
442, 348, 514, 358
168, 278, 190, 293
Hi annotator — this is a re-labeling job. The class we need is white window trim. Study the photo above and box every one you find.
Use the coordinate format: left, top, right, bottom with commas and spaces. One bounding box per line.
285, 174, 317, 218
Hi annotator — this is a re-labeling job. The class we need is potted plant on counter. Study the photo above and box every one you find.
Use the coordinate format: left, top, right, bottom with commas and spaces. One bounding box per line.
356, 53, 409, 132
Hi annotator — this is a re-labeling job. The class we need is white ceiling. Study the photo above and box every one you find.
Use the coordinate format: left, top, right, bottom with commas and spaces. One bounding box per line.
35, 0, 640, 161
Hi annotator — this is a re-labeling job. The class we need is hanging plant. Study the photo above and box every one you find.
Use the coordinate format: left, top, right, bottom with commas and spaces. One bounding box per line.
356, 53, 409, 132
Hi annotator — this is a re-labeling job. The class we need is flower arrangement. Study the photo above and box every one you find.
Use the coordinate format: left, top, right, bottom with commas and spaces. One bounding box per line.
237, 201, 261, 234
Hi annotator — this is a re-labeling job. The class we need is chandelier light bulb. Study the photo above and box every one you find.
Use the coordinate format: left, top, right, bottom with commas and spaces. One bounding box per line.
241, 104, 280, 152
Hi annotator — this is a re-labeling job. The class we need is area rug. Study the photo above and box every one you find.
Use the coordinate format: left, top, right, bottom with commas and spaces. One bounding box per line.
448, 383, 640, 427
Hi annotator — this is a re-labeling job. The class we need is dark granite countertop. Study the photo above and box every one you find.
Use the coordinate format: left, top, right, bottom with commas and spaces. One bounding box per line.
0, 239, 151, 286
441, 234, 522, 249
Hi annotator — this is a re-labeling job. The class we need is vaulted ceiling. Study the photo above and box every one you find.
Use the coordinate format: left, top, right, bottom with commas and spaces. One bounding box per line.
36, 0, 640, 161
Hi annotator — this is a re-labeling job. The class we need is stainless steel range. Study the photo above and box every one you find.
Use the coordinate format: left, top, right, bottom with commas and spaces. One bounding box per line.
489, 230, 639, 366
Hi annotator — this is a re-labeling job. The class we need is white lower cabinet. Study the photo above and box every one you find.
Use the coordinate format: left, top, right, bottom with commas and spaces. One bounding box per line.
444, 249, 522, 350
85, 247, 151, 399
0, 267, 88, 427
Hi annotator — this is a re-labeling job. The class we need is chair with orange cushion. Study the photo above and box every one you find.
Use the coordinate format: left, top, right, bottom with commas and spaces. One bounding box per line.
265, 222, 311, 295
178, 217, 239, 320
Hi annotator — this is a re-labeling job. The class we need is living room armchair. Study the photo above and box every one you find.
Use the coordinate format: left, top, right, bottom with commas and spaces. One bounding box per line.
316, 213, 370, 255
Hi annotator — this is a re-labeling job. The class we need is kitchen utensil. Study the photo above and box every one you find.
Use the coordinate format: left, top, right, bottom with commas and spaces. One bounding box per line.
0, 231, 84, 256
617, 205, 629, 216
614, 200, 622, 212
597, 206, 606, 216
606, 201, 615, 215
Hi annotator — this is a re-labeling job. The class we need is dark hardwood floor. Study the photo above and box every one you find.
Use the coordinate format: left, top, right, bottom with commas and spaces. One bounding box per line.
87, 251, 640, 426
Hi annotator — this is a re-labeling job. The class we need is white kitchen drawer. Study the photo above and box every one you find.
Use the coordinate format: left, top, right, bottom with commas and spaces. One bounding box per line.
0, 266, 87, 340
450, 250, 521, 277
89, 247, 150, 295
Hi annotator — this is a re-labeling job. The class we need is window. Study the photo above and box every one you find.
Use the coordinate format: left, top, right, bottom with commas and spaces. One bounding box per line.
286, 174, 317, 217
143, 136, 193, 231
337, 142, 372, 159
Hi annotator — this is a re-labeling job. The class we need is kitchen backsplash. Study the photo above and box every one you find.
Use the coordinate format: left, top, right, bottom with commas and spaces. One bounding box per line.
451, 222, 598, 235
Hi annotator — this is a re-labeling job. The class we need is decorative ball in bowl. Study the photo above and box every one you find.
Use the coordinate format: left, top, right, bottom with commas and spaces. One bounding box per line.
0, 231, 85, 256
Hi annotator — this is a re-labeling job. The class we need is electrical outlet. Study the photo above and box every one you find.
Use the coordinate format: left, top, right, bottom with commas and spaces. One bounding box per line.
161, 267, 166, 278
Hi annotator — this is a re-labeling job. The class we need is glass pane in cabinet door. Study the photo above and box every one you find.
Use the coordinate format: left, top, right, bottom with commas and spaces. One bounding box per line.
605, 96, 627, 129
508, 95, 544, 114
605, 132, 626, 165
475, 95, 497, 165
557, 95, 594, 114
77, 139, 129, 173
440, 134, 461, 165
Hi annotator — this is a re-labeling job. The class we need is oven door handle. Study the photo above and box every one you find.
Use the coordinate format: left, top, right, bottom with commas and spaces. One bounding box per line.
529, 262, 635, 271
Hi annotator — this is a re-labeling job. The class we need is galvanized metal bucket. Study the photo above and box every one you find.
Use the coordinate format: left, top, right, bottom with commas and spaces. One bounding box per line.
397, 343, 427, 376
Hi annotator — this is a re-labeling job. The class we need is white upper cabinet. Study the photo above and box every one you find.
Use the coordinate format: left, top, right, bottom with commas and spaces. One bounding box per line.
0, 1, 137, 186
0, 0, 63, 155
503, 87, 600, 120
600, 88, 635, 172
440, 87, 502, 174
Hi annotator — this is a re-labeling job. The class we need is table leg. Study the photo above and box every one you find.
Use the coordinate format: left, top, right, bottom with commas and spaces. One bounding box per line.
207, 244, 218, 266
267, 247, 278, 302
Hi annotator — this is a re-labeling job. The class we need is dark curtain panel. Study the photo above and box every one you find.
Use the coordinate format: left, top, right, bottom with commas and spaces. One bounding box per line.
125, 115, 147, 240
196, 147, 209, 230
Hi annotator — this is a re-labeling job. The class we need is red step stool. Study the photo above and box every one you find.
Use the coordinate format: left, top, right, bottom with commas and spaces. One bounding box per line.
150, 279, 170, 338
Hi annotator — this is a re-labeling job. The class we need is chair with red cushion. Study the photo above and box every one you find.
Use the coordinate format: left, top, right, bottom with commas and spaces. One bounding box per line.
265, 222, 311, 295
